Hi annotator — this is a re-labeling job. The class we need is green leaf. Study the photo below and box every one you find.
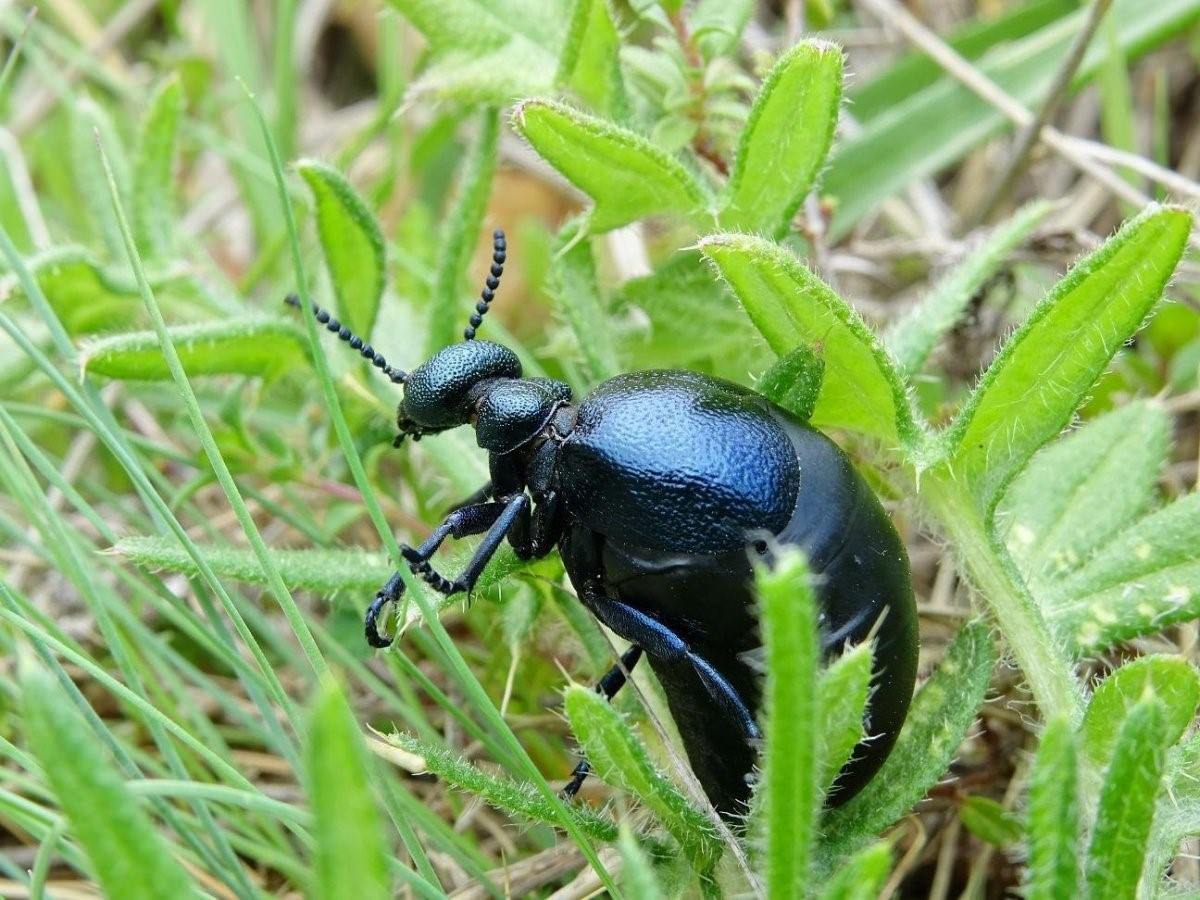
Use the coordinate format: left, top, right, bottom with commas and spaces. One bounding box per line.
306, 677, 392, 900
944, 206, 1191, 512
72, 98, 130, 259
618, 825, 666, 898
21, 661, 199, 900
133, 76, 183, 260
1080, 656, 1200, 771
547, 220, 620, 383
297, 160, 386, 341
80, 317, 309, 380
753, 551, 820, 897
563, 683, 721, 872
1, 246, 141, 334
699, 233, 920, 446
512, 99, 710, 233
1085, 697, 1170, 900
1024, 717, 1079, 900
691, 0, 754, 59
886, 201, 1051, 376
557, 0, 627, 118
816, 643, 871, 793
1043, 493, 1200, 655
428, 110, 499, 355
999, 401, 1170, 595
757, 344, 825, 423
721, 41, 843, 235
820, 621, 995, 868
825, 0, 1200, 239
817, 842, 891, 900
113, 535, 535, 633
959, 796, 1021, 847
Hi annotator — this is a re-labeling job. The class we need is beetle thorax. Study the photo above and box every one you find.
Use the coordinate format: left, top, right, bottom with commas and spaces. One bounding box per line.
472, 377, 573, 456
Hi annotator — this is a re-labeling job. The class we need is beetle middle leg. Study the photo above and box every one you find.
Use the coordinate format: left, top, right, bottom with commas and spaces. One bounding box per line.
562, 645, 643, 799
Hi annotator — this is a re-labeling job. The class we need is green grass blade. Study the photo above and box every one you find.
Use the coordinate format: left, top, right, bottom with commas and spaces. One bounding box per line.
21, 660, 200, 900
1080, 656, 1200, 771
1044, 492, 1200, 655
428, 109, 499, 355
721, 41, 843, 235
306, 677, 395, 900
80, 318, 308, 380
945, 206, 1191, 512
1024, 717, 1079, 900
753, 551, 821, 898
817, 842, 892, 900
999, 400, 1170, 594
71, 98, 129, 260
513, 99, 710, 233
886, 201, 1050, 376
133, 76, 183, 260
563, 684, 721, 873
820, 621, 995, 869
699, 233, 920, 446
1085, 697, 1170, 899
547, 219, 620, 384
297, 159, 386, 340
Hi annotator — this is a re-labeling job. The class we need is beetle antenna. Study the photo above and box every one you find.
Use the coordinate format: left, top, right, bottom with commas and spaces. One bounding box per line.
284, 294, 406, 384
463, 229, 506, 340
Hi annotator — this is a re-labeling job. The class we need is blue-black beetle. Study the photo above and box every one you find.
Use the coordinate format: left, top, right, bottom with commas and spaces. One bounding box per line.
287, 230, 918, 817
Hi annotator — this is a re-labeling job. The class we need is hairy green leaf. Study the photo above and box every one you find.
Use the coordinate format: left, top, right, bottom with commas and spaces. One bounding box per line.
1000, 401, 1170, 595
1081, 656, 1200, 771
618, 824, 665, 899
1044, 493, 1200, 654
817, 842, 891, 900
1085, 697, 1170, 900
547, 220, 619, 383
886, 201, 1050, 376
513, 99, 710, 233
945, 206, 1190, 512
721, 41, 842, 235
563, 684, 720, 871
820, 621, 994, 868
753, 552, 820, 897
960, 796, 1021, 847
1024, 717, 1079, 900
692, 0, 754, 58
306, 677, 392, 900
699, 234, 919, 446
132, 77, 183, 260
757, 344, 825, 423
817, 643, 871, 793
1, 245, 141, 334
298, 160, 386, 341
81, 318, 308, 380
557, 0, 626, 118
22, 661, 199, 900
428, 110, 499, 355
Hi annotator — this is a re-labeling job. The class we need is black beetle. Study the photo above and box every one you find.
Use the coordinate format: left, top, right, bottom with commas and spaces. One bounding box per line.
287, 230, 918, 817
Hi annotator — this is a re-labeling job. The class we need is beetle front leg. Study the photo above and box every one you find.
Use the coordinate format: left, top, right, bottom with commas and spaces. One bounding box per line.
407, 493, 530, 596
562, 645, 643, 798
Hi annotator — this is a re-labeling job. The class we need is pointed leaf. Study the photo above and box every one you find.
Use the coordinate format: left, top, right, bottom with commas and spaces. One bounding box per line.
72, 98, 130, 259
887, 201, 1050, 376
757, 344, 825, 424
699, 233, 919, 445
1000, 401, 1169, 593
754, 551, 821, 897
1085, 697, 1170, 900
306, 677, 392, 900
513, 99, 710, 233
691, 0, 755, 59
297, 160, 386, 341
818, 842, 891, 900
820, 621, 994, 868
1024, 717, 1080, 900
721, 41, 843, 235
22, 661, 199, 900
1080, 656, 1200, 771
945, 207, 1191, 512
557, 0, 627, 118
133, 77, 184, 259
1044, 493, 1200, 654
816, 642, 871, 793
428, 110, 499, 355
81, 318, 309, 380
563, 684, 721, 871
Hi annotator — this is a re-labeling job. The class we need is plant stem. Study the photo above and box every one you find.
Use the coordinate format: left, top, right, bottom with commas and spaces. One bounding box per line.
920, 474, 1083, 726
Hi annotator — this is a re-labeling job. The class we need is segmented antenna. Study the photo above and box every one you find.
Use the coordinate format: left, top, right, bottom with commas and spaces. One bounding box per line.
463, 229, 506, 340
284, 294, 407, 384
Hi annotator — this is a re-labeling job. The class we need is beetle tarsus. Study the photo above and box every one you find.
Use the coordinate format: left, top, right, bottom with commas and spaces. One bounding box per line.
365, 573, 406, 648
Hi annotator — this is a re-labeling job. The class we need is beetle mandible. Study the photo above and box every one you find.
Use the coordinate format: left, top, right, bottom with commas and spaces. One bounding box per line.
287, 229, 919, 817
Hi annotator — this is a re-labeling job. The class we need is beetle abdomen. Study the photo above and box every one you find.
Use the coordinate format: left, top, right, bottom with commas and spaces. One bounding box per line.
558, 371, 800, 554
